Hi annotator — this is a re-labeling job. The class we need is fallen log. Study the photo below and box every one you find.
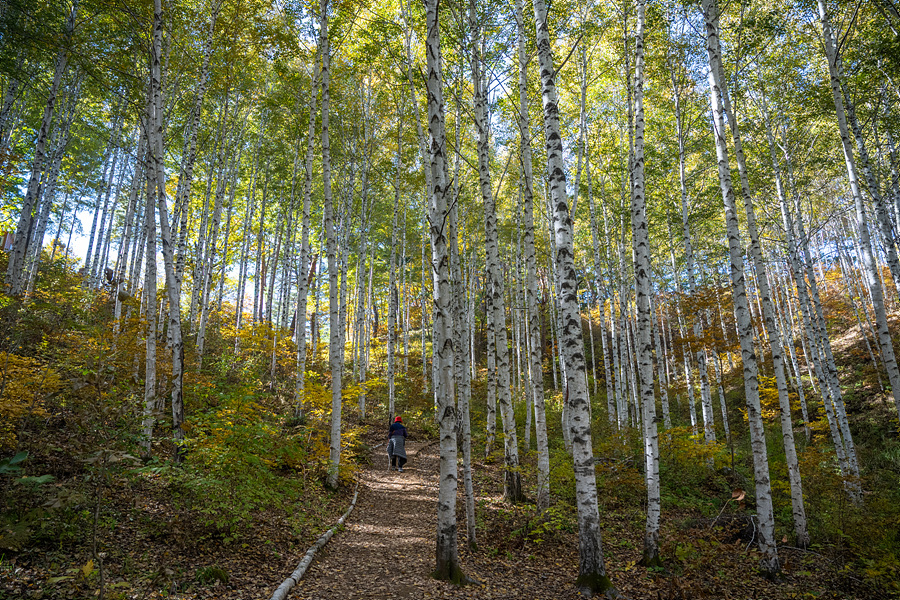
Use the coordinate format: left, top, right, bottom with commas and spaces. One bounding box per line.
269, 479, 360, 600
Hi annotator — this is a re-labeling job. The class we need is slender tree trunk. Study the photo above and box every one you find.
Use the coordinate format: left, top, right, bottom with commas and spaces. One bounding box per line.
702, 0, 779, 575
293, 57, 320, 415
713, 40, 809, 549
6, 1, 76, 296
423, 0, 463, 581
470, 3, 521, 502
819, 0, 900, 425
140, 167, 158, 458
650, 292, 671, 430
174, 1, 221, 296
24, 74, 81, 295
485, 280, 497, 457
148, 0, 185, 459
449, 108, 476, 551
630, 0, 660, 565
532, 0, 612, 591
320, 0, 342, 490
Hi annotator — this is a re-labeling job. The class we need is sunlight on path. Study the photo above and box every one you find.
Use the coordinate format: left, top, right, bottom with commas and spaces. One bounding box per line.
287, 442, 440, 599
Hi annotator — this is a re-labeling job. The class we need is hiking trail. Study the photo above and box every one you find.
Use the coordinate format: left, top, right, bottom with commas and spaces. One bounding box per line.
278, 440, 586, 600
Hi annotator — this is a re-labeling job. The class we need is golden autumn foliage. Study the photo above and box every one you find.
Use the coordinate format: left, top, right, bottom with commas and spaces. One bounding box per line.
0, 352, 62, 449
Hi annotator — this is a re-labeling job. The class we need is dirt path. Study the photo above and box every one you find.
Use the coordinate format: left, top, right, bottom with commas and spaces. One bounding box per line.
287, 441, 442, 599
284, 442, 587, 600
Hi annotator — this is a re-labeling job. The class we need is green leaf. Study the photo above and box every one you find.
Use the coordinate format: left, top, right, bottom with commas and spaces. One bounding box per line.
0, 452, 29, 474
16, 475, 55, 486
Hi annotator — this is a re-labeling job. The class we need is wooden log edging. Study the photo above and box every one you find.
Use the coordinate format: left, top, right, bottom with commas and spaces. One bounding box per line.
269, 479, 360, 600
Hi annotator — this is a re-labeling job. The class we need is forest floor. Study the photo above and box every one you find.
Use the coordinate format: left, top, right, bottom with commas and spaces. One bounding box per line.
270, 428, 875, 600
0, 423, 883, 600
281, 436, 588, 600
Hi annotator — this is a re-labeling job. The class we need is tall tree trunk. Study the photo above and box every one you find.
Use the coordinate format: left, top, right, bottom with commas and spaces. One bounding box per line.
818, 0, 900, 425
470, 2, 521, 502
6, 1, 77, 296
701, 0, 779, 576
115, 130, 145, 321
24, 73, 81, 295
149, 0, 185, 459
714, 33, 809, 549
293, 57, 320, 415
532, 0, 613, 591
320, 0, 342, 490
630, 0, 660, 566
140, 171, 158, 458
174, 0, 222, 294
423, 0, 463, 581
449, 110, 476, 552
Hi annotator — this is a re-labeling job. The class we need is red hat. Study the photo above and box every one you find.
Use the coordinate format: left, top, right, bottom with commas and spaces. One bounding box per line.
394, 416, 402, 423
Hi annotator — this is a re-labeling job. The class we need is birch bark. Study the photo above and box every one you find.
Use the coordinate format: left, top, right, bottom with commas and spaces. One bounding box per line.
470, 2, 521, 502
294, 57, 320, 415
321, 0, 342, 490
173, 0, 221, 294
532, 0, 612, 591
815, 0, 885, 460
701, 0, 779, 575
24, 74, 81, 295
6, 0, 77, 296
630, 0, 660, 565
140, 171, 158, 458
424, 0, 463, 580
712, 30, 808, 547
149, 0, 186, 458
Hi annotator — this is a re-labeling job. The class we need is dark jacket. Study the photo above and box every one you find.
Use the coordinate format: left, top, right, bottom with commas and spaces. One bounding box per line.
389, 422, 408, 438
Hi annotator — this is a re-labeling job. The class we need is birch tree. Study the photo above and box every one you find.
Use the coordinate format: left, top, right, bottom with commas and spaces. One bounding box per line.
320, 0, 342, 490
515, 0, 550, 511
701, 0, 779, 576
533, 0, 613, 591
470, 0, 521, 502
424, 0, 463, 581
5, 0, 77, 296
818, 0, 900, 426
629, 0, 660, 567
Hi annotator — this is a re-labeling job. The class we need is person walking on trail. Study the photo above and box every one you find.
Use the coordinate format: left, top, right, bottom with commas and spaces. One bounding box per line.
387, 416, 408, 472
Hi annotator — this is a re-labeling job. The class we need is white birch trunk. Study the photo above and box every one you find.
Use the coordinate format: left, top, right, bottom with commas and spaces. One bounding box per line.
714, 38, 809, 548
514, 0, 550, 498
808, 4, 874, 474
424, 0, 463, 580
6, 1, 76, 296
294, 58, 321, 415
837, 81, 900, 420
173, 1, 221, 293
485, 283, 497, 457
630, 0, 660, 564
24, 75, 81, 295
148, 0, 185, 458
450, 121, 476, 551
140, 170, 158, 458
533, 0, 612, 590
701, 0, 779, 575
650, 293, 671, 430
470, 4, 521, 501
320, 0, 342, 490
